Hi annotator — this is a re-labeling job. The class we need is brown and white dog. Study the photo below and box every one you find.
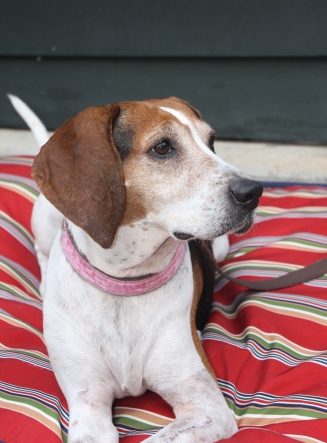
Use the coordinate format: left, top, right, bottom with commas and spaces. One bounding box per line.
11, 95, 262, 442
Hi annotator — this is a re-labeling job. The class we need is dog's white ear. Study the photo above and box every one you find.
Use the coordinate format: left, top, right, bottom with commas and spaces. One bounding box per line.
32, 104, 126, 248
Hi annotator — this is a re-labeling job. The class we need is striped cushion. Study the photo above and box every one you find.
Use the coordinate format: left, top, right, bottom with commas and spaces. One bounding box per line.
0, 156, 326, 443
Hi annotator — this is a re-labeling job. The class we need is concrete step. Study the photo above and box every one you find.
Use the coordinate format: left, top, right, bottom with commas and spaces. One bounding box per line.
216, 140, 327, 184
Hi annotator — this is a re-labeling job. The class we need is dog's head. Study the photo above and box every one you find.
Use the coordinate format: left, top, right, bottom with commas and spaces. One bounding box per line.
32, 97, 262, 248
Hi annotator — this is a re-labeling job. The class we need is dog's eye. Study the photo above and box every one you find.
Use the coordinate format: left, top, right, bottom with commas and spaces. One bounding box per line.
208, 133, 216, 151
150, 140, 175, 158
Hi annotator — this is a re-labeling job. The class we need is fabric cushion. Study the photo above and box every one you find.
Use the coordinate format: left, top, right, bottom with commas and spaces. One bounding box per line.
0, 156, 326, 443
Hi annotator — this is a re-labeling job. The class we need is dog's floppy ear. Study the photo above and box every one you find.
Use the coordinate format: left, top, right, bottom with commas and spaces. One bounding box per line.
32, 104, 126, 248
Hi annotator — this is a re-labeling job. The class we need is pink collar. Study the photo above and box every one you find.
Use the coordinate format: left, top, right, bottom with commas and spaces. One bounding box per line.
60, 221, 186, 296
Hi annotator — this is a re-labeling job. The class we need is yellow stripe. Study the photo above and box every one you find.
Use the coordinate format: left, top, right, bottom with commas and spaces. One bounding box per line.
115, 406, 171, 426
237, 415, 312, 426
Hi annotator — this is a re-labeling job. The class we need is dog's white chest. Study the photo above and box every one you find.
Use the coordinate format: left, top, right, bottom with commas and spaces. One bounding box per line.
97, 297, 154, 396
44, 238, 194, 397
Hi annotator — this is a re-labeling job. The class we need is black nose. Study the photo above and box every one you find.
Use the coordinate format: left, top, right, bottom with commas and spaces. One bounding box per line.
229, 178, 263, 210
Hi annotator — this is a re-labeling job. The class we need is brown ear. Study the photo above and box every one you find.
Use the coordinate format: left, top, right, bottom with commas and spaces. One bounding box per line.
32, 104, 126, 248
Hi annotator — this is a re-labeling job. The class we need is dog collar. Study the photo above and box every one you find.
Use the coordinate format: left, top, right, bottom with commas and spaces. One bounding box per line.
60, 220, 186, 296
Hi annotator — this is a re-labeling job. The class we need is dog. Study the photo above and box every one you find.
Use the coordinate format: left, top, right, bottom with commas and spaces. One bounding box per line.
11, 95, 262, 442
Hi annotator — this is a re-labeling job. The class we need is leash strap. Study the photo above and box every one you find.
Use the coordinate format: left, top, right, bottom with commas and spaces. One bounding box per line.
216, 256, 327, 291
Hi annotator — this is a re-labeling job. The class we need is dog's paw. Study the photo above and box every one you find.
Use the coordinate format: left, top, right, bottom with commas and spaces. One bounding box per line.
70, 432, 118, 443
144, 412, 237, 443
69, 421, 119, 443
70, 436, 96, 443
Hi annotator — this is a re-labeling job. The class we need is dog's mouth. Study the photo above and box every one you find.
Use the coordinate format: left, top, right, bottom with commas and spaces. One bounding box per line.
233, 213, 254, 235
173, 212, 254, 241
173, 232, 194, 241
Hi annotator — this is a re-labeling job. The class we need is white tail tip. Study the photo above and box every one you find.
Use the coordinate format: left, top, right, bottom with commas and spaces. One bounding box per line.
8, 93, 49, 147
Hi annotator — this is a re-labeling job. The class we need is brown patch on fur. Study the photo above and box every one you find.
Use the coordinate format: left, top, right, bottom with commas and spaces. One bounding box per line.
190, 253, 215, 378
118, 101, 181, 225
121, 188, 147, 225
32, 104, 126, 248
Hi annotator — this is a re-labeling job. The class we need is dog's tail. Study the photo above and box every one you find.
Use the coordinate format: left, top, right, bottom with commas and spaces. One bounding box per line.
7, 94, 49, 148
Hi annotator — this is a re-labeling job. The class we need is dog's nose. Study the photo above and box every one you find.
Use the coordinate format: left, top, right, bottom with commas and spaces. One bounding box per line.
229, 178, 263, 210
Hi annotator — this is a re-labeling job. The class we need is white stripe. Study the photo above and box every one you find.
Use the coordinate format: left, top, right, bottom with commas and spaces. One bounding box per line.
234, 412, 313, 421
286, 434, 326, 443
159, 106, 233, 170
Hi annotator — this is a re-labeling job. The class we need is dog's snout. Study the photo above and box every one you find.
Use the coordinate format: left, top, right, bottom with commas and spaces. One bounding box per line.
229, 178, 263, 210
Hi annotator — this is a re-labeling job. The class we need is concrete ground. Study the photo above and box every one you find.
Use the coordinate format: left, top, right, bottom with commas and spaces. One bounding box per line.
0, 128, 326, 184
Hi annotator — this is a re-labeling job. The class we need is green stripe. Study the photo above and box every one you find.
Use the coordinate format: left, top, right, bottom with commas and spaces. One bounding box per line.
215, 296, 327, 320
224, 262, 301, 272
227, 247, 255, 259
114, 415, 162, 431
0, 257, 39, 297
256, 297, 326, 318
0, 390, 68, 441
1, 345, 49, 363
287, 238, 327, 250
0, 282, 38, 303
231, 403, 327, 420
228, 238, 327, 259
205, 325, 315, 361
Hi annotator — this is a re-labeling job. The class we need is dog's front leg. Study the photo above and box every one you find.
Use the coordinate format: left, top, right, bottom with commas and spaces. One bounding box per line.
45, 336, 119, 443
145, 369, 237, 443
144, 339, 237, 442
66, 385, 119, 443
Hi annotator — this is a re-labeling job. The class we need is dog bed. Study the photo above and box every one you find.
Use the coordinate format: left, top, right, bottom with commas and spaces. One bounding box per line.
0, 156, 326, 443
